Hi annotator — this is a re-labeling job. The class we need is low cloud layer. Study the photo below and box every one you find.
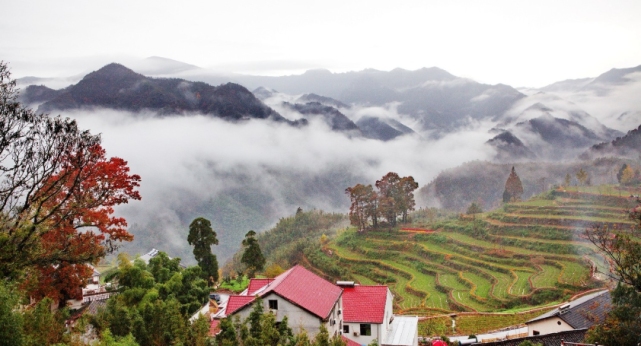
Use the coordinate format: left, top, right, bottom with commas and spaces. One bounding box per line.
68, 109, 495, 262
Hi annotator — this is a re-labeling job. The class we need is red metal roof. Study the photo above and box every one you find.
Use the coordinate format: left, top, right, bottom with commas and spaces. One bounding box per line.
225, 295, 255, 315
209, 319, 221, 336
224, 266, 342, 320
247, 278, 273, 295
262, 265, 343, 319
342, 285, 389, 323
342, 336, 361, 346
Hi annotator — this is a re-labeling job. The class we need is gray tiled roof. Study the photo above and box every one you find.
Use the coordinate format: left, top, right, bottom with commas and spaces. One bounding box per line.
86, 299, 107, 315
473, 328, 588, 346
527, 290, 611, 329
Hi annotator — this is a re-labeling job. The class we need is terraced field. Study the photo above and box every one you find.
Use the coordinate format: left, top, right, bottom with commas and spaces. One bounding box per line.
320, 186, 637, 334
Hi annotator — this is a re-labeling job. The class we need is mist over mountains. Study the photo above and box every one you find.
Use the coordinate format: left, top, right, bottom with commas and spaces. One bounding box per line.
16, 58, 641, 263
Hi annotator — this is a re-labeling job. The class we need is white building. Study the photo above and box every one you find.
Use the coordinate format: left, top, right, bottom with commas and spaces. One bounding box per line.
212, 265, 418, 346
526, 290, 611, 336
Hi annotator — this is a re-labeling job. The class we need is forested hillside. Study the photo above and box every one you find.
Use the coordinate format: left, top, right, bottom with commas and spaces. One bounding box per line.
419, 158, 633, 211
223, 210, 349, 278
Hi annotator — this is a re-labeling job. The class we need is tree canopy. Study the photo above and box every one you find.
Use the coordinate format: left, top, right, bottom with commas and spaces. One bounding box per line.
346, 172, 418, 231
95, 253, 210, 346
188, 217, 219, 285
0, 61, 141, 305
241, 230, 265, 278
503, 166, 523, 203
585, 201, 641, 345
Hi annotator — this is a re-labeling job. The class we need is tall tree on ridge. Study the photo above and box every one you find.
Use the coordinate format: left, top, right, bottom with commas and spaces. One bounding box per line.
376, 172, 402, 227
345, 184, 376, 232
398, 176, 419, 223
576, 168, 588, 191
503, 166, 523, 203
187, 217, 219, 285
241, 231, 265, 278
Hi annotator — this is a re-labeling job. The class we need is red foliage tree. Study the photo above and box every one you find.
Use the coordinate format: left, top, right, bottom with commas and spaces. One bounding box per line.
345, 184, 376, 232
22, 145, 141, 303
346, 172, 418, 230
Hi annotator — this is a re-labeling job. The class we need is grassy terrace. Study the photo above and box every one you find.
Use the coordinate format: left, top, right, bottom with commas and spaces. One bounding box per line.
305, 187, 639, 336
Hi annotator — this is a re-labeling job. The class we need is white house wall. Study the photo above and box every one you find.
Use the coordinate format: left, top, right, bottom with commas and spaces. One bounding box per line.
527, 317, 573, 336
233, 292, 342, 338
344, 288, 394, 345
344, 322, 381, 345
382, 288, 394, 342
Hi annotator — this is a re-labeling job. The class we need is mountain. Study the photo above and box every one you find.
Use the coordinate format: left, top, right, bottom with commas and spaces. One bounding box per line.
539, 78, 592, 93
18, 84, 66, 104
486, 130, 536, 161
535, 64, 641, 132
252, 86, 277, 100
583, 65, 641, 90
488, 91, 623, 161
581, 124, 641, 159
517, 114, 603, 148
356, 116, 415, 141
129, 56, 202, 75
282, 102, 360, 132
418, 158, 629, 212
487, 114, 611, 161
37, 63, 286, 122
296, 93, 349, 109
180, 67, 526, 133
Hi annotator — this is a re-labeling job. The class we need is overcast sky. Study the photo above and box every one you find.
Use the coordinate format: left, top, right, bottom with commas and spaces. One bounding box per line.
2, 0, 640, 87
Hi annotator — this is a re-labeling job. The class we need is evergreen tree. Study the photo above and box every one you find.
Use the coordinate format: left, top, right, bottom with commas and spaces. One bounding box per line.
188, 217, 219, 285
248, 298, 264, 339
617, 163, 629, 183
466, 202, 483, 215
0, 282, 24, 346
241, 231, 266, 278
217, 317, 239, 346
503, 166, 524, 202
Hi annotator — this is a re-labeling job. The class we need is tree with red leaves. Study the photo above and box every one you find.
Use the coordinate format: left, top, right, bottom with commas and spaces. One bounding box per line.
345, 184, 377, 232
346, 172, 418, 230
0, 61, 141, 304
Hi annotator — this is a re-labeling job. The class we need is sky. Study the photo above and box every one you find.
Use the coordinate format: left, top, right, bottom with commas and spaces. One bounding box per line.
2, 0, 641, 88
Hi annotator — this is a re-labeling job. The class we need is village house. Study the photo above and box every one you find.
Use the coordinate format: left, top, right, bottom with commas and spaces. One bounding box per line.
216, 265, 344, 337
525, 290, 611, 337
209, 265, 418, 346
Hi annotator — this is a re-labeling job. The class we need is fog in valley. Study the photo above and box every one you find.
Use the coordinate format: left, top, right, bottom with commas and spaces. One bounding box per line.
66, 106, 496, 262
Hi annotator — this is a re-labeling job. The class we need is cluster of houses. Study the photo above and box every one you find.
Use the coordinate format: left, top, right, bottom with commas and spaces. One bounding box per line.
200, 265, 419, 346
64, 249, 611, 346
197, 264, 612, 346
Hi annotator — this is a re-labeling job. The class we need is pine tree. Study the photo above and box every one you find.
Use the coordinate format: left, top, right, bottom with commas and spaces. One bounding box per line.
187, 217, 219, 285
241, 231, 266, 278
503, 166, 524, 202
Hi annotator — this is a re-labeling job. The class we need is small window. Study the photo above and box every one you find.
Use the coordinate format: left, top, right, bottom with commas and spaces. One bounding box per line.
269, 300, 278, 310
360, 324, 371, 336
557, 321, 562, 325
533, 330, 540, 336
343, 325, 349, 333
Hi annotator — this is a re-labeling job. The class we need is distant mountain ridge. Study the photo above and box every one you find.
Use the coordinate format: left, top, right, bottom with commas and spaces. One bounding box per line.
282, 102, 360, 133
232, 67, 526, 133
36, 63, 286, 122
582, 124, 641, 159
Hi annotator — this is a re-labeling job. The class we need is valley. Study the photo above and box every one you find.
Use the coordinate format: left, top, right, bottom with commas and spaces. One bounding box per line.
228, 184, 638, 336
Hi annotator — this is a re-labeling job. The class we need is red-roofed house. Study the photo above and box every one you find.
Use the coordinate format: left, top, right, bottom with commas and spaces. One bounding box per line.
342, 335, 362, 346
341, 284, 394, 345
220, 265, 344, 337
209, 319, 221, 337
213, 266, 417, 345
245, 278, 274, 296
